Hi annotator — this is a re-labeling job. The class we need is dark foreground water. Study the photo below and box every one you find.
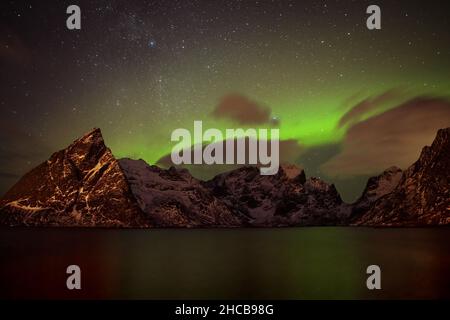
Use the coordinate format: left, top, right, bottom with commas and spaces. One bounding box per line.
0, 227, 449, 299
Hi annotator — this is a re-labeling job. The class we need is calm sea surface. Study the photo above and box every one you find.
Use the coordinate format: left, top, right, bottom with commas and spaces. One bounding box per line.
1, 227, 449, 299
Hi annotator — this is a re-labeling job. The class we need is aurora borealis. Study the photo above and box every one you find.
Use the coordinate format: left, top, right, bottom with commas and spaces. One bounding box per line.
1, 0, 450, 200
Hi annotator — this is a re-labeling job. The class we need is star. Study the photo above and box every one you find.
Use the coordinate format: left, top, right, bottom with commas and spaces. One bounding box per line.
1, 0, 449, 202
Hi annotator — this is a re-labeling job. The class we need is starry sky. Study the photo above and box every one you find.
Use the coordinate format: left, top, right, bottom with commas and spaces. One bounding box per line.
1, 0, 450, 201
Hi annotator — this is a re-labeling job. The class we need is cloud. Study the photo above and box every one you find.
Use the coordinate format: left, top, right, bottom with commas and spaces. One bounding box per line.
211, 94, 277, 125
338, 89, 401, 128
298, 144, 341, 178
322, 97, 450, 177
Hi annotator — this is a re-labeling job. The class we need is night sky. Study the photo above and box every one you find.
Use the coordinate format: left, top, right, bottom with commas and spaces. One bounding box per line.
1, 0, 450, 201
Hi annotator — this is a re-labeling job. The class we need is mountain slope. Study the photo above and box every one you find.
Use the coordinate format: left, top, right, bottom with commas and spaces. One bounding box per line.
1, 127, 449, 227
206, 164, 350, 226
0, 129, 148, 227
350, 166, 403, 221
354, 128, 450, 226
119, 158, 241, 227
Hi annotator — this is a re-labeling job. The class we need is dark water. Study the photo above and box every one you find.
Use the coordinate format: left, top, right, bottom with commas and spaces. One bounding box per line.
0, 227, 449, 299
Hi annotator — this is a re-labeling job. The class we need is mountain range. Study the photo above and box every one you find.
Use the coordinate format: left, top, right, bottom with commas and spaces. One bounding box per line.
0, 127, 449, 227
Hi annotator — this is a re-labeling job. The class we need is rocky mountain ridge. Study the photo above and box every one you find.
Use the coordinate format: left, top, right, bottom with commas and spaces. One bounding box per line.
353, 127, 450, 226
0, 129, 148, 227
0, 127, 448, 227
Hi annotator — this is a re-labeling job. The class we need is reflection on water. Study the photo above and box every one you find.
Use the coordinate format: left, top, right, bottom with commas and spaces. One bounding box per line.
0, 227, 449, 299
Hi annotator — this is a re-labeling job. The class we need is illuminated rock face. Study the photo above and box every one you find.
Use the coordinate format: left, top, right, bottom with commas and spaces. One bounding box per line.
0, 127, 449, 227
205, 165, 351, 226
118, 158, 241, 227
354, 128, 450, 226
0, 128, 148, 227
350, 166, 403, 221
